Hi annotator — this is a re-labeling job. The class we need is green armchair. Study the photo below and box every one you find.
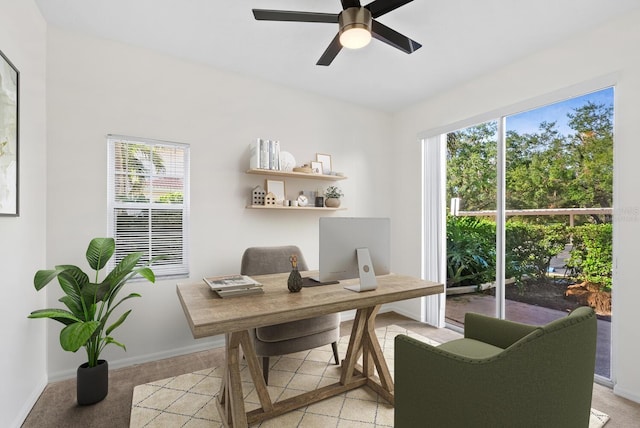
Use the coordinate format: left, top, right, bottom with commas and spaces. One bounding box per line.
394, 307, 597, 428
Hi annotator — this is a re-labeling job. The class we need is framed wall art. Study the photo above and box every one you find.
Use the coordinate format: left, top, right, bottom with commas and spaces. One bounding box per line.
266, 179, 285, 202
310, 161, 323, 174
0, 49, 19, 216
316, 153, 332, 175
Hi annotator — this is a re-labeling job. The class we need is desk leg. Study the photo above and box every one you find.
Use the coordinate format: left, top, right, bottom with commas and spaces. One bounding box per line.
217, 333, 247, 427
364, 308, 394, 402
238, 330, 273, 412
341, 306, 370, 385
216, 331, 274, 428
340, 305, 394, 404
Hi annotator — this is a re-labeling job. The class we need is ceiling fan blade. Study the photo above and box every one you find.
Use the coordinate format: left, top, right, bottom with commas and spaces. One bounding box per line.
371, 19, 421, 53
341, 0, 362, 10
253, 9, 339, 23
317, 34, 343, 66
365, 0, 413, 18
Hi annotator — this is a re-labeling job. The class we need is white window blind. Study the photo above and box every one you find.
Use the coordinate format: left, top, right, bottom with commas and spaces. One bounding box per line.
107, 135, 190, 278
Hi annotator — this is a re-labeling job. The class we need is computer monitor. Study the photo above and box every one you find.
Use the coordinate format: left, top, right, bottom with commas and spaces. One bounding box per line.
319, 217, 390, 291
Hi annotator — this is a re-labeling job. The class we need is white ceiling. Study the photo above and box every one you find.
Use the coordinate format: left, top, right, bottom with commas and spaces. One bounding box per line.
34, 0, 640, 112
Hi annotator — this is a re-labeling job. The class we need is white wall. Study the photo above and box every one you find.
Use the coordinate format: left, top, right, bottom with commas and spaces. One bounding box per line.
391, 10, 640, 402
0, 0, 48, 426
45, 27, 393, 379
7, 5, 637, 425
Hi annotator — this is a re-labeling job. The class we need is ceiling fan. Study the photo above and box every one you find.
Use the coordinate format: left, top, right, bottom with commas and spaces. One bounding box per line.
252, 0, 422, 66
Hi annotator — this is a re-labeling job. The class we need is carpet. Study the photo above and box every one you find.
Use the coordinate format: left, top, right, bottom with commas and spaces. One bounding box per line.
130, 325, 609, 427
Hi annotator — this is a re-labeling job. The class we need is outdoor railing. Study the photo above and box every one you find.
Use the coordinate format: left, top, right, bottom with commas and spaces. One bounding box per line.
455, 207, 612, 227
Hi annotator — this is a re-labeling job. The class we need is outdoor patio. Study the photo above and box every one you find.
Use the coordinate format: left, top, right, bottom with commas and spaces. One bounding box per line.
446, 293, 611, 378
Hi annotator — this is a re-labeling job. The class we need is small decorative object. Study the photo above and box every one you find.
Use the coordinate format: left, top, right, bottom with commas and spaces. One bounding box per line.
310, 161, 323, 174
324, 186, 343, 208
28, 237, 157, 405
287, 255, 303, 292
265, 192, 277, 206
293, 164, 313, 173
297, 194, 309, 207
251, 185, 266, 205
279, 151, 296, 172
315, 196, 324, 207
316, 153, 332, 175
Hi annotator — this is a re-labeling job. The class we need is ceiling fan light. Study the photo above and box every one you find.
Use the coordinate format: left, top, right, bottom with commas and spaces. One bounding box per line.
340, 26, 372, 49
338, 7, 373, 50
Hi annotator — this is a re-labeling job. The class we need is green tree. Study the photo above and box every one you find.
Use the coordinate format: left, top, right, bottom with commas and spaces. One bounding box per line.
447, 122, 497, 211
506, 121, 575, 210
564, 102, 613, 220
448, 101, 612, 222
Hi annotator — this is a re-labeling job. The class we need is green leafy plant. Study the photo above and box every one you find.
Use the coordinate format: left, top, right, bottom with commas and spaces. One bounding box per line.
446, 216, 495, 287
566, 223, 612, 291
505, 222, 568, 283
324, 186, 344, 199
28, 237, 156, 367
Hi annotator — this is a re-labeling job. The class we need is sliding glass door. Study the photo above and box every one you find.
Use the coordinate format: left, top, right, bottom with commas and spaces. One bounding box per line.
425, 88, 613, 380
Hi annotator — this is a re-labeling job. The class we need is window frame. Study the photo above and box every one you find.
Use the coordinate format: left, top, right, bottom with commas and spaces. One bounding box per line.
107, 134, 190, 278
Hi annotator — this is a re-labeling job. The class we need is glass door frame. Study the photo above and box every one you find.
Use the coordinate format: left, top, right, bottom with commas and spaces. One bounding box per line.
420, 78, 616, 384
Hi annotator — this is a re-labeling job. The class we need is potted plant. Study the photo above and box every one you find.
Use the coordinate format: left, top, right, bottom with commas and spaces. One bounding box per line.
28, 237, 157, 405
324, 186, 344, 208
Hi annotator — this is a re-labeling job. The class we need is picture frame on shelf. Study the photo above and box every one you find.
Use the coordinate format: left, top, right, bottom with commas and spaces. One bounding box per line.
266, 179, 285, 202
0, 49, 19, 216
310, 161, 323, 174
316, 153, 332, 175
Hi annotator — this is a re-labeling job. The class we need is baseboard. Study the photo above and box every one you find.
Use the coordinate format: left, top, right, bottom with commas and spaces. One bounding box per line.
11, 375, 47, 428
339, 306, 394, 323
613, 384, 640, 404
47, 338, 225, 382
386, 303, 421, 322
47, 307, 400, 383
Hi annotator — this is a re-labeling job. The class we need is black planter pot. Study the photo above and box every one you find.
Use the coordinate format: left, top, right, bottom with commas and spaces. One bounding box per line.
77, 360, 108, 405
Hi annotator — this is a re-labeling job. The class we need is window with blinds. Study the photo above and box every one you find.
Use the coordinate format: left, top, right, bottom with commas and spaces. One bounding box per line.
107, 135, 190, 278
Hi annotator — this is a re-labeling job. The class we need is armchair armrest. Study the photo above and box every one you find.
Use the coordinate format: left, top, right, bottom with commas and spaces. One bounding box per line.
464, 312, 539, 349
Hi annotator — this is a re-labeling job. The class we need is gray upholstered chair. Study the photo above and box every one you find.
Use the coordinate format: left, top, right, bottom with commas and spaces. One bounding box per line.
394, 306, 597, 427
240, 246, 340, 384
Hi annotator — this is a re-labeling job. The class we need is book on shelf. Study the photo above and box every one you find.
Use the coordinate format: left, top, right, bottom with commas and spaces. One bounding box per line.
269, 140, 280, 170
249, 138, 261, 170
259, 139, 269, 170
203, 274, 262, 291
249, 138, 281, 171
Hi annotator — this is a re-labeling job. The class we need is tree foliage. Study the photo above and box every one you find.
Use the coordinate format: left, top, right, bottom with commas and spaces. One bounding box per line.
447, 122, 498, 211
447, 101, 613, 223
445, 99, 613, 291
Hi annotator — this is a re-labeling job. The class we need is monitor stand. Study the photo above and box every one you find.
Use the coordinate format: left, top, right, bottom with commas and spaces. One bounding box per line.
343, 247, 378, 292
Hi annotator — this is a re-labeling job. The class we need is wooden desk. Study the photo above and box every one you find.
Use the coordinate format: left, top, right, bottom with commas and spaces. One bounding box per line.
177, 272, 443, 427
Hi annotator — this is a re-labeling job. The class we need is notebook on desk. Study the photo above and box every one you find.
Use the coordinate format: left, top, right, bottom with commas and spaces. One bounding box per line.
302, 276, 339, 287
